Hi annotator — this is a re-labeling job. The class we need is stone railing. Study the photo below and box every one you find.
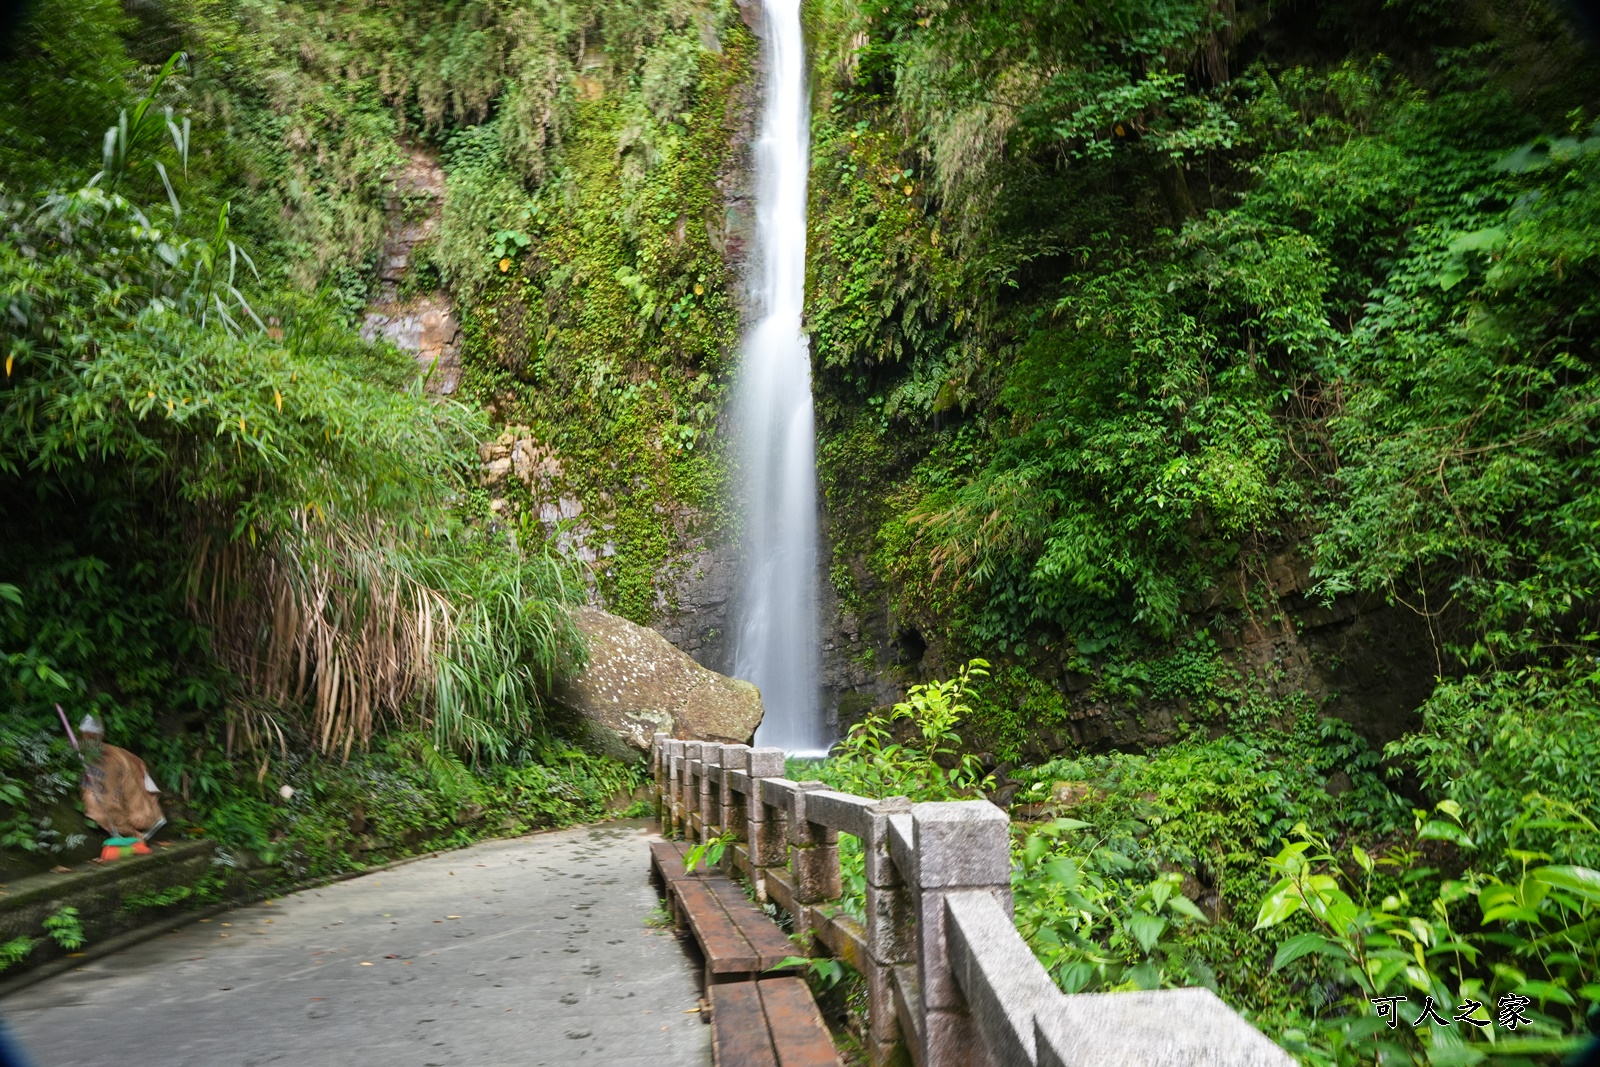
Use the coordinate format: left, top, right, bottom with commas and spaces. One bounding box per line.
652, 734, 1293, 1067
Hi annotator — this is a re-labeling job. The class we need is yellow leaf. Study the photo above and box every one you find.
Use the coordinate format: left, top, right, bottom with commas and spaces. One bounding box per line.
167, 400, 174, 415
903, 185, 913, 195
147, 390, 155, 399
694, 284, 704, 295
275, 389, 283, 411
5, 355, 12, 377
239, 416, 246, 434
499, 257, 511, 273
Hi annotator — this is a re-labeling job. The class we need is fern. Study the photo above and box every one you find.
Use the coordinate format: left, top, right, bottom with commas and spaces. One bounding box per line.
419, 740, 480, 805
0, 936, 34, 973
43, 906, 85, 951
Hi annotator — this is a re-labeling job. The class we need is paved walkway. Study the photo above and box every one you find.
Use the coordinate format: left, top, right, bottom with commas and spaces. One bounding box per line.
2, 821, 710, 1067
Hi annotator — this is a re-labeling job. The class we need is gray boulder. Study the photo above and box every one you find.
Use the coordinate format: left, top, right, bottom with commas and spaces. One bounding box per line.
554, 606, 764, 760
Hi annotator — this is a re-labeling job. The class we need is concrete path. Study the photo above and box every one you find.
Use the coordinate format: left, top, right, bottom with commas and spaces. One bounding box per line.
2, 821, 711, 1067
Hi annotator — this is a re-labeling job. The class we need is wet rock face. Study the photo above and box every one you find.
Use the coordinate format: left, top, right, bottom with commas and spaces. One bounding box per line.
360, 149, 462, 393
651, 544, 738, 674
554, 606, 764, 761
479, 430, 615, 568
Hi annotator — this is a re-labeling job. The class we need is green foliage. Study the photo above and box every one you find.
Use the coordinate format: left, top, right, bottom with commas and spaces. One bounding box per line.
1014, 817, 1215, 994
183, 741, 639, 885
119, 884, 196, 913
810, 663, 1420, 1044
806, 0, 1600, 729
0, 722, 85, 861
773, 954, 848, 991
819, 659, 993, 799
684, 830, 738, 873
963, 664, 1073, 762
0, 936, 35, 974
445, 15, 752, 625
1389, 664, 1600, 871
1255, 806, 1600, 1065
0, 7, 659, 906
0, 40, 586, 762
43, 906, 86, 952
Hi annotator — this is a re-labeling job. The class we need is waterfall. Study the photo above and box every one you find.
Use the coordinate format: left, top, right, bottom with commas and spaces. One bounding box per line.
732, 0, 825, 756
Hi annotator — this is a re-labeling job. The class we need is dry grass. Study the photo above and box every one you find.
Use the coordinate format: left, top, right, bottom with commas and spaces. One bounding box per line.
186, 514, 580, 759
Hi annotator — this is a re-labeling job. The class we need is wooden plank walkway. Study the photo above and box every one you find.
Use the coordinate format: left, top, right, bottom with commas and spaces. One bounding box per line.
649, 841, 797, 982
649, 840, 841, 1067
710, 978, 839, 1067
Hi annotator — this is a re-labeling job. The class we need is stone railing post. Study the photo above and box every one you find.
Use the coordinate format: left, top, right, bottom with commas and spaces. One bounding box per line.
789, 780, 838, 947
913, 801, 1012, 1067
681, 742, 703, 840
652, 733, 669, 827
861, 796, 914, 1067
664, 739, 685, 836
718, 744, 751, 844
744, 749, 788, 902
699, 742, 726, 843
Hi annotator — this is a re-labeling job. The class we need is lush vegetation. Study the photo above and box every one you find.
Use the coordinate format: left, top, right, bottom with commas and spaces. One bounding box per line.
0, 0, 687, 900
805, 0, 1600, 754
804, 662, 1599, 1065
4, 0, 1600, 1062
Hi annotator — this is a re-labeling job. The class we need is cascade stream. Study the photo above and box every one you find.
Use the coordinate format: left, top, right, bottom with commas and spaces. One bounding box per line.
732, 0, 825, 756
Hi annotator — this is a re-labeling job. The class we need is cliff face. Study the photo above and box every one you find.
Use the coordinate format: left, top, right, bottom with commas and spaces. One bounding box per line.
427, 0, 1586, 765
640, 0, 763, 678
360, 150, 463, 396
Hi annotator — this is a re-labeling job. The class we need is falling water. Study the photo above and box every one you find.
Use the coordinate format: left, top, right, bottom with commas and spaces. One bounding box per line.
732, 0, 824, 756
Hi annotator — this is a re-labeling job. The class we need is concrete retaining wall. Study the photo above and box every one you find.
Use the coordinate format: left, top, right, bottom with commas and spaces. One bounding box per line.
0, 840, 215, 973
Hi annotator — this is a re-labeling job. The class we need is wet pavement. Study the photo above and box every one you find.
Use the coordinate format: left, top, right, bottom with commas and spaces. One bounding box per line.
2, 820, 710, 1067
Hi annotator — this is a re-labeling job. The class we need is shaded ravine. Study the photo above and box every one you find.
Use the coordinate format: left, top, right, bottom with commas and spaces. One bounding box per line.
3, 822, 708, 1067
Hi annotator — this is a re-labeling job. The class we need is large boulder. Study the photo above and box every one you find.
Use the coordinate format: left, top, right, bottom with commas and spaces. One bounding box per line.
553, 606, 764, 760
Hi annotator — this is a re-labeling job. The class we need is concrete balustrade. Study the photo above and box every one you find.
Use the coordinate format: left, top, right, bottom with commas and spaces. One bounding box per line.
649, 734, 1292, 1067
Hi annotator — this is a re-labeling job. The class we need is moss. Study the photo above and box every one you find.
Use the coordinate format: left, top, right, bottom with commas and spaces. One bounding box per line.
448, 16, 752, 625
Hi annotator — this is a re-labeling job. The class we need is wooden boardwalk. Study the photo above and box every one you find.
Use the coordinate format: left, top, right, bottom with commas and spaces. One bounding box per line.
649, 840, 842, 1067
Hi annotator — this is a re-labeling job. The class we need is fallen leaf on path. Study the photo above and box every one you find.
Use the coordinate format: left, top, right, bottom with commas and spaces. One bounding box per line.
50, 865, 71, 873
360, 962, 372, 966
